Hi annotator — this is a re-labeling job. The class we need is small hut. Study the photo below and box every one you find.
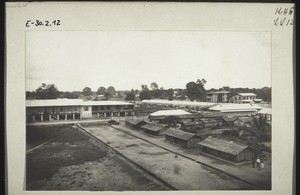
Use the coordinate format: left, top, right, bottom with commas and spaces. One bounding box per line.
198, 137, 258, 163
125, 118, 148, 129
180, 121, 205, 132
140, 123, 166, 136
164, 129, 202, 148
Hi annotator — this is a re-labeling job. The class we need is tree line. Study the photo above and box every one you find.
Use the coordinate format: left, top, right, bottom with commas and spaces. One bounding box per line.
26, 81, 272, 103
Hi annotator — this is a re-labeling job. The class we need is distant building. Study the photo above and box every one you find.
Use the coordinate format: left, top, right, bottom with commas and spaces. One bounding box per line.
206, 90, 230, 103
164, 129, 202, 148
229, 93, 262, 104
198, 137, 259, 163
209, 104, 262, 117
148, 109, 200, 123
140, 123, 166, 136
26, 99, 134, 123
125, 118, 148, 129
141, 99, 217, 111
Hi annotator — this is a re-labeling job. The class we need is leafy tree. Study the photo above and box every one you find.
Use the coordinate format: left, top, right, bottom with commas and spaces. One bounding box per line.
186, 79, 206, 101
139, 84, 151, 100
125, 89, 136, 102
97, 86, 106, 95
104, 91, 112, 100
167, 88, 174, 101
150, 82, 158, 90
107, 86, 116, 96
26, 91, 36, 99
35, 83, 60, 99
82, 87, 93, 96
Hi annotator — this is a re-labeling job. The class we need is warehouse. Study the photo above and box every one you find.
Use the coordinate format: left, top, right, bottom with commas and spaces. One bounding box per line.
164, 129, 202, 148
141, 99, 217, 110
209, 104, 262, 117
148, 109, 200, 123
198, 137, 258, 163
26, 99, 134, 123
140, 123, 166, 136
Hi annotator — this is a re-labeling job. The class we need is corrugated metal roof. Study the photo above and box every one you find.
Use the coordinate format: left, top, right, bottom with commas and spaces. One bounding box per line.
237, 93, 257, 97
141, 99, 217, 107
164, 129, 197, 140
199, 112, 225, 118
26, 99, 133, 107
141, 123, 165, 132
198, 137, 251, 155
149, 109, 191, 116
209, 104, 262, 112
181, 120, 204, 126
125, 118, 147, 126
258, 108, 272, 115
222, 116, 238, 122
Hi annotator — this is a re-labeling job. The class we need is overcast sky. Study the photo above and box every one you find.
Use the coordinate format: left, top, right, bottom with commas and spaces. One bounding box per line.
26, 31, 271, 92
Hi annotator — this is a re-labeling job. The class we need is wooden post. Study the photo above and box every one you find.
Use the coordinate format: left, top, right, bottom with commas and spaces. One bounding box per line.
65, 114, 67, 120
97, 113, 99, 118
49, 115, 51, 121
57, 115, 59, 120
104, 113, 107, 118
118, 112, 120, 117
73, 114, 75, 120
32, 115, 35, 122
41, 115, 43, 122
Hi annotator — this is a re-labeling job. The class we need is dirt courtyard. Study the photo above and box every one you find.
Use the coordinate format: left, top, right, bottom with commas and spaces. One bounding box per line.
26, 124, 170, 191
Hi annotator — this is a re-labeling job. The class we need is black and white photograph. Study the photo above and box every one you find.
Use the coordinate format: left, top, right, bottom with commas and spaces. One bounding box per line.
25, 30, 272, 190
5, 2, 295, 195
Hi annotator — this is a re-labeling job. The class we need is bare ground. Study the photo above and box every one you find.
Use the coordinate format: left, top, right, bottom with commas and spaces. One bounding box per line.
26, 125, 170, 191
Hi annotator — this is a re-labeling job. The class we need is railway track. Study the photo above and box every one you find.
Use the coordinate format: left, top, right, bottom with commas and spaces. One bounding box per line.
82, 124, 266, 190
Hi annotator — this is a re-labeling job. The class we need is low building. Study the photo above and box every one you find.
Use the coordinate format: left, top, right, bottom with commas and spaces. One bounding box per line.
198, 112, 226, 128
222, 116, 238, 126
181, 121, 205, 132
26, 99, 134, 123
229, 93, 261, 104
206, 90, 230, 103
258, 108, 272, 121
148, 109, 200, 123
141, 99, 217, 111
125, 118, 148, 129
140, 123, 166, 136
198, 137, 259, 163
234, 117, 254, 128
164, 129, 202, 148
209, 104, 262, 117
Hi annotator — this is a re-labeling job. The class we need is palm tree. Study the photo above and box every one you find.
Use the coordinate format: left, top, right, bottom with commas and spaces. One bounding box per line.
251, 114, 268, 148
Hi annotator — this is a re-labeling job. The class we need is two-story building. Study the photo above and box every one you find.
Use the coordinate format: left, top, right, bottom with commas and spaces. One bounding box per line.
26, 99, 134, 123
206, 90, 230, 103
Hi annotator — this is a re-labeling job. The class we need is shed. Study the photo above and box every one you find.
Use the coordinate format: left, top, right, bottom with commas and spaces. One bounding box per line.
181, 120, 205, 132
198, 137, 258, 163
222, 116, 238, 126
125, 118, 148, 129
141, 123, 166, 136
199, 112, 226, 127
164, 129, 202, 148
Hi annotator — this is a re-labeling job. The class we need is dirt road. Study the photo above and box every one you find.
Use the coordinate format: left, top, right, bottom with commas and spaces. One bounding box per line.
82, 125, 256, 190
